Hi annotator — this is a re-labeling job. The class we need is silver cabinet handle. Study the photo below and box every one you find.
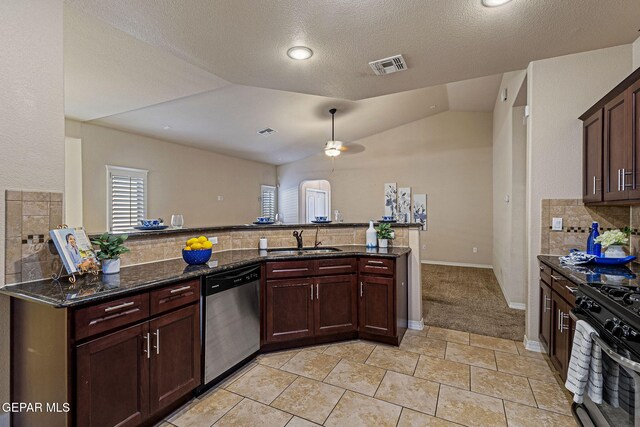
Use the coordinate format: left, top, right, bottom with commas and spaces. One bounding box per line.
551, 275, 564, 282
623, 168, 626, 189
562, 312, 570, 331
539, 266, 545, 271
593, 175, 596, 195
368, 260, 384, 265
170, 285, 191, 294
310, 284, 313, 300
153, 329, 160, 355
543, 295, 551, 312
558, 309, 562, 332
316, 283, 319, 300
104, 301, 134, 312
618, 169, 621, 191
360, 282, 363, 297
143, 332, 150, 359
565, 285, 577, 295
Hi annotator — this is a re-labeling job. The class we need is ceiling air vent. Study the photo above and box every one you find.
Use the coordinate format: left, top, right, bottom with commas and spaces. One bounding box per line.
368, 54, 407, 76
257, 128, 277, 136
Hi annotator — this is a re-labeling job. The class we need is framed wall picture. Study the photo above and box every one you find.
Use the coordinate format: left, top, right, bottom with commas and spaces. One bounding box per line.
384, 183, 398, 218
398, 187, 411, 223
49, 227, 98, 274
413, 194, 427, 230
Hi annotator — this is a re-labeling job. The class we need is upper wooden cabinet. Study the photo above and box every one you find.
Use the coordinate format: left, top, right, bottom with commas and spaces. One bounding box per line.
581, 67, 640, 205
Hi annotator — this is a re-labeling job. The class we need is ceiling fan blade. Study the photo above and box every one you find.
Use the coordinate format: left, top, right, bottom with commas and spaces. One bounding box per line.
340, 143, 365, 155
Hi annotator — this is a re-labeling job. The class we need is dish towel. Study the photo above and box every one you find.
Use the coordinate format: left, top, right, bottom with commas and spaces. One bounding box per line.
565, 320, 604, 404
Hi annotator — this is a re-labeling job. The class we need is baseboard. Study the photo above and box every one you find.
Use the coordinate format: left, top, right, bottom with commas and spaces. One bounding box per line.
508, 302, 526, 310
408, 319, 424, 330
523, 335, 543, 353
421, 260, 493, 269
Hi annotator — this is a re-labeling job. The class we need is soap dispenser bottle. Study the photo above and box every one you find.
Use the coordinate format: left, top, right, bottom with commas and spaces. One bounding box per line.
366, 221, 377, 248
586, 221, 601, 256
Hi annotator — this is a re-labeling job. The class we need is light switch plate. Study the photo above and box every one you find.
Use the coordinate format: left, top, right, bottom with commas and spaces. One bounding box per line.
552, 217, 563, 231
208, 236, 218, 244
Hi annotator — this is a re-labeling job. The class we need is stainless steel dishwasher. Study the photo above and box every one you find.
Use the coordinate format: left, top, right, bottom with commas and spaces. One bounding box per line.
199, 265, 260, 393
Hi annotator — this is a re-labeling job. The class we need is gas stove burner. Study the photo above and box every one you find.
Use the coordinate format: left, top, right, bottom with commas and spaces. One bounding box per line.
596, 284, 636, 299
622, 292, 640, 305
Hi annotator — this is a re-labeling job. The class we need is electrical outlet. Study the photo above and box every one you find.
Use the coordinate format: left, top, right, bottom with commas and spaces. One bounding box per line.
473, 247, 478, 253
552, 217, 563, 231
208, 236, 218, 244
217, 195, 224, 201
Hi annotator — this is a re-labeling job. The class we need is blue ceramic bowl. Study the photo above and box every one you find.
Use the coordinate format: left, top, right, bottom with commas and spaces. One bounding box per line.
382, 216, 394, 221
315, 216, 328, 221
182, 248, 212, 265
257, 217, 271, 223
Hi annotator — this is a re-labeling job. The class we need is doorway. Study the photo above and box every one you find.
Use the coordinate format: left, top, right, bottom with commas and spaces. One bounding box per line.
299, 180, 331, 223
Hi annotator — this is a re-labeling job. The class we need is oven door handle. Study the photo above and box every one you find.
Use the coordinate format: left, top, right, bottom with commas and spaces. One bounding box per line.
589, 332, 640, 373
570, 310, 640, 373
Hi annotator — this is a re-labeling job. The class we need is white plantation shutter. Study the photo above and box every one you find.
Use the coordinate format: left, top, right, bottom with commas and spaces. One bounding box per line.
107, 166, 148, 232
261, 185, 276, 219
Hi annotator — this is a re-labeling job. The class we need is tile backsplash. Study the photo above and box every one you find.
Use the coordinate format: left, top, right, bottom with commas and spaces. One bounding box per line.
540, 198, 640, 259
5, 190, 64, 285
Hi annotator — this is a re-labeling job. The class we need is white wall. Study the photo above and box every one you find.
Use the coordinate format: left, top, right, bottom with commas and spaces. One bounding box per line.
492, 71, 528, 307
66, 120, 277, 232
278, 111, 494, 265
65, 137, 83, 227
633, 35, 640, 69
0, 0, 65, 423
525, 44, 633, 344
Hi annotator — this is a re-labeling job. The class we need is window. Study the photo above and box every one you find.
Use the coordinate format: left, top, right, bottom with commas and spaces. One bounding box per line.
260, 185, 276, 219
106, 165, 148, 232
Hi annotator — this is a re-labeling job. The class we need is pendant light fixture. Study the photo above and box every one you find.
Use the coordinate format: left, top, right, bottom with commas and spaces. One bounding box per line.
325, 108, 342, 157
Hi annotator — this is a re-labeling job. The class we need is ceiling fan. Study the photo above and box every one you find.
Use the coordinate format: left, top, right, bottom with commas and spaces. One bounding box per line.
324, 108, 365, 157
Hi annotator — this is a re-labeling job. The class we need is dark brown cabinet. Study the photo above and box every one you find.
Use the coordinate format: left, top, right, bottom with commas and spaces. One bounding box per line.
359, 275, 394, 336
539, 280, 552, 351
76, 323, 149, 427
263, 255, 408, 349
315, 274, 358, 336
266, 277, 315, 342
149, 304, 201, 413
582, 67, 640, 205
538, 261, 576, 382
583, 110, 603, 203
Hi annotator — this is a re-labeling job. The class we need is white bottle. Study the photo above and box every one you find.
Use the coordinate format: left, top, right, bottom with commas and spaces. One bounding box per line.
366, 221, 377, 248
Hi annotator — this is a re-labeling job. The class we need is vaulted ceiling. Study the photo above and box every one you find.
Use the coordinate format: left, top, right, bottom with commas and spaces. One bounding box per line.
63, 0, 640, 164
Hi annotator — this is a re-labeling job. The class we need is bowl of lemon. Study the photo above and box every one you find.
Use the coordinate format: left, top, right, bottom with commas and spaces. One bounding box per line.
182, 236, 213, 265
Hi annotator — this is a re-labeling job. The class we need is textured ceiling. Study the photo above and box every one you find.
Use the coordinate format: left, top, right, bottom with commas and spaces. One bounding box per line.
65, 0, 640, 100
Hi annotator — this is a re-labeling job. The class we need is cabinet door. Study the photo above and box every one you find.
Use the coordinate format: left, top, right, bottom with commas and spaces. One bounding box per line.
628, 79, 640, 200
550, 292, 570, 380
539, 281, 552, 353
603, 92, 630, 201
314, 274, 357, 336
266, 278, 315, 342
76, 323, 149, 427
583, 109, 603, 203
359, 275, 394, 336
149, 304, 201, 414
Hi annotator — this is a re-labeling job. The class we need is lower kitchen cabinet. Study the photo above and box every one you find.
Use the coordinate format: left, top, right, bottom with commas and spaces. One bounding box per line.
265, 278, 315, 342
359, 275, 394, 336
539, 260, 577, 382
76, 323, 149, 427
539, 280, 552, 351
315, 274, 358, 336
76, 303, 201, 426
149, 304, 201, 413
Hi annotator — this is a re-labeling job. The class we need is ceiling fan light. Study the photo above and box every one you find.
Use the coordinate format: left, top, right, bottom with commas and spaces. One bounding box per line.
481, 0, 513, 6
325, 140, 342, 157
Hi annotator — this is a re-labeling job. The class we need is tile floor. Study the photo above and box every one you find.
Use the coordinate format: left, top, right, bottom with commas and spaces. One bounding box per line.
161, 327, 577, 427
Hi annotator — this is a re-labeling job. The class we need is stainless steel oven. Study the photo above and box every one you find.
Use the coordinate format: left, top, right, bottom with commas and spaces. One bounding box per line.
571, 310, 640, 427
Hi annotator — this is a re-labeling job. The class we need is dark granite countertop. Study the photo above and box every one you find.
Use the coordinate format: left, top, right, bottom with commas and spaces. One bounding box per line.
89, 222, 421, 241
0, 246, 411, 308
538, 255, 640, 288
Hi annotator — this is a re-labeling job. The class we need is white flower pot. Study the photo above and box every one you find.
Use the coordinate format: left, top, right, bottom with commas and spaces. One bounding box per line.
378, 238, 388, 248
101, 258, 121, 275
604, 245, 626, 258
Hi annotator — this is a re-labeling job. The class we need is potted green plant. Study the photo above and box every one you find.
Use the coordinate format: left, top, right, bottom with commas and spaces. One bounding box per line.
91, 233, 130, 274
376, 223, 394, 248
594, 229, 629, 258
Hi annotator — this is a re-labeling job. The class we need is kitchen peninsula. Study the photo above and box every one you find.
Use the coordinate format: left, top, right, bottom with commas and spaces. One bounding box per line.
2, 222, 419, 427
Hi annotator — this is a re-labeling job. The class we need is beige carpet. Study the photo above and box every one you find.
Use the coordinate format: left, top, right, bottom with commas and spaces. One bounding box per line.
422, 264, 525, 341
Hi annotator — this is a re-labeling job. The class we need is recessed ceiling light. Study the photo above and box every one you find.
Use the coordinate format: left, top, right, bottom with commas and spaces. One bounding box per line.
287, 46, 313, 60
481, 0, 513, 7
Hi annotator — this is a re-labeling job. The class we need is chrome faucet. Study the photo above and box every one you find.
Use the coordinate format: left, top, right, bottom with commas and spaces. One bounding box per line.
293, 230, 304, 249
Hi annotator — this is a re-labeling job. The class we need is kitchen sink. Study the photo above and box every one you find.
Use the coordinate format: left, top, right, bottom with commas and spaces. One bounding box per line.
267, 247, 342, 256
